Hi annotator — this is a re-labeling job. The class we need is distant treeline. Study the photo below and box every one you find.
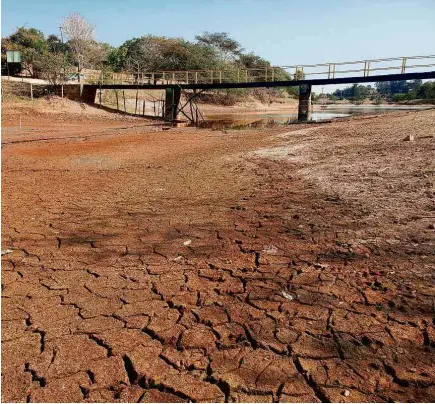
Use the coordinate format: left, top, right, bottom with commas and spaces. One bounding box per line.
325, 80, 435, 103
1, 14, 300, 104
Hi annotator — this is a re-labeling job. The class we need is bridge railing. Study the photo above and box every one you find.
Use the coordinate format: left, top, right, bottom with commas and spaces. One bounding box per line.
282, 55, 435, 80
84, 55, 435, 85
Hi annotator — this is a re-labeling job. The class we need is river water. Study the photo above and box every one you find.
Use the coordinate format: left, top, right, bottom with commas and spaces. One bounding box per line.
200, 105, 431, 129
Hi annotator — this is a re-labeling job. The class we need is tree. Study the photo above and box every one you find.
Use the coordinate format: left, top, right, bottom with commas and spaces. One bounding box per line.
121, 36, 165, 72
107, 46, 127, 72
4, 27, 48, 77
21, 48, 40, 77
9, 27, 47, 53
417, 81, 435, 100
183, 42, 220, 70
238, 52, 269, 69
331, 84, 372, 101
61, 13, 106, 82
115, 35, 220, 74
375, 81, 391, 96
195, 32, 243, 64
34, 52, 69, 84
47, 34, 63, 53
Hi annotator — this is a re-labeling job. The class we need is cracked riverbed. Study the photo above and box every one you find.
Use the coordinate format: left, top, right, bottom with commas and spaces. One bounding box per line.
2, 103, 435, 402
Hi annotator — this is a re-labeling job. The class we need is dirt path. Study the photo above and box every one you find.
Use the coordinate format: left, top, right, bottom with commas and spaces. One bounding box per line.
2, 102, 435, 402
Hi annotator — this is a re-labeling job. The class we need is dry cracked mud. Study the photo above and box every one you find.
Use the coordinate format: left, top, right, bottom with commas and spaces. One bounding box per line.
2, 102, 435, 402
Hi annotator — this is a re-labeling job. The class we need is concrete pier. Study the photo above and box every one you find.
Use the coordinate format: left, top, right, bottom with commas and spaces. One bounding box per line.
298, 84, 312, 122
164, 87, 181, 121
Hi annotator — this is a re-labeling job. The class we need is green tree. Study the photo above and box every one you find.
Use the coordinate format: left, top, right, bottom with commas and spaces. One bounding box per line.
46, 34, 65, 53
417, 81, 435, 100
185, 42, 220, 70
375, 81, 391, 96
34, 52, 70, 84
4, 27, 49, 76
238, 52, 269, 69
107, 46, 127, 72
195, 32, 243, 64
9, 27, 47, 53
117, 35, 220, 73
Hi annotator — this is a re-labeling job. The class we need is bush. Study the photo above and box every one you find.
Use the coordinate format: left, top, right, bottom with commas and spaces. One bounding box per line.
196, 89, 249, 106
34, 53, 68, 84
392, 93, 409, 103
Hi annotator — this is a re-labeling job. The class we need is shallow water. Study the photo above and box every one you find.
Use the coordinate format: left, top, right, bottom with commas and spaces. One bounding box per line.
199, 105, 431, 129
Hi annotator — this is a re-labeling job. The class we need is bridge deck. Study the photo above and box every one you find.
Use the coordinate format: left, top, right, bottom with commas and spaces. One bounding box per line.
85, 71, 435, 90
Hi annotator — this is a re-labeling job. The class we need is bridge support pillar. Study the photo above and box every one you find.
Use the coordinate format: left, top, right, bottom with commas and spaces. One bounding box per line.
164, 87, 181, 121
81, 86, 97, 103
298, 84, 312, 122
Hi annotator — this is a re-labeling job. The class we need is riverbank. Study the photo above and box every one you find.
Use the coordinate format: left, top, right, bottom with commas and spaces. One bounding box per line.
2, 98, 435, 402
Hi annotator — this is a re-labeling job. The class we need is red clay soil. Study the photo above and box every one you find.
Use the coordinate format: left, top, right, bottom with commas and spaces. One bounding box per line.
2, 100, 435, 402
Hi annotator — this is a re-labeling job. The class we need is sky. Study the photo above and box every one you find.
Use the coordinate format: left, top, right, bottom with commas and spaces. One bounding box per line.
2, 0, 434, 90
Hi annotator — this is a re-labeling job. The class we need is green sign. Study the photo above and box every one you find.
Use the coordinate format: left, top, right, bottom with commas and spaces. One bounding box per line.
6, 51, 21, 63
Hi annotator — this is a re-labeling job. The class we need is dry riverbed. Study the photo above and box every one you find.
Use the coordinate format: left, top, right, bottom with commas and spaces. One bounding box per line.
2, 99, 435, 402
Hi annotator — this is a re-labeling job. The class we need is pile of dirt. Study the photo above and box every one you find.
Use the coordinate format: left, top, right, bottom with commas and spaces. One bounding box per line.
2, 96, 154, 126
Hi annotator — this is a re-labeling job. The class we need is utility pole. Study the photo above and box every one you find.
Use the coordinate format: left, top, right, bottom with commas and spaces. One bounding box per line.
59, 26, 66, 84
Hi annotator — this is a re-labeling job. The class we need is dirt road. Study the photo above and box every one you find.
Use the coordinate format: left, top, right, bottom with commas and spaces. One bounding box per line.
2, 101, 435, 402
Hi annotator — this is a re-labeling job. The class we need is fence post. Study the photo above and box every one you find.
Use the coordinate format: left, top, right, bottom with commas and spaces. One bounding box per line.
265, 67, 268, 82
219, 71, 222, 83
186, 71, 189, 84
195, 72, 198, 84
30, 83, 33, 100
245, 70, 248, 82
237, 69, 240, 83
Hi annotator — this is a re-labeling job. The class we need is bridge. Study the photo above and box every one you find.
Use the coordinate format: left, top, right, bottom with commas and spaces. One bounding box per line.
60, 54, 435, 122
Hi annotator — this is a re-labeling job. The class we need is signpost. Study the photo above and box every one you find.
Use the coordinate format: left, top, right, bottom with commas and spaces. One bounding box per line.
6, 51, 21, 63
6, 51, 22, 79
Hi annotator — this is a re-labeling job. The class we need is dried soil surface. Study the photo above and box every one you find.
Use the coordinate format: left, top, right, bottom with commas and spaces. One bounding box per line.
2, 100, 435, 403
